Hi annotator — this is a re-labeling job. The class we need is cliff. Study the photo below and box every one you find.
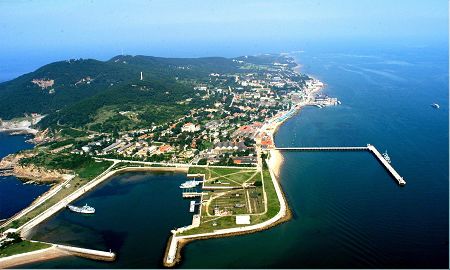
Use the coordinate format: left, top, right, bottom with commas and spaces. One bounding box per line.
0, 153, 69, 183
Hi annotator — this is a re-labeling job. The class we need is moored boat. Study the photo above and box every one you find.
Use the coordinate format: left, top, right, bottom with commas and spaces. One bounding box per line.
382, 151, 391, 164
67, 204, 95, 214
180, 180, 201, 189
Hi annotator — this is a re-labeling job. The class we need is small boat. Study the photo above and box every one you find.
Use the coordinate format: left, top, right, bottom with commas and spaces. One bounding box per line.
431, 103, 440, 109
67, 204, 95, 214
180, 180, 201, 189
382, 151, 391, 164
189, 201, 196, 212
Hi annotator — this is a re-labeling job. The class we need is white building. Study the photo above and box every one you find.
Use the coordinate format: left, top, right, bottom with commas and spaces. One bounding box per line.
181, 123, 200, 133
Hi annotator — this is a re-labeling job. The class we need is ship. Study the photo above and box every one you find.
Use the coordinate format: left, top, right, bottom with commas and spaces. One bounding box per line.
431, 103, 440, 109
180, 180, 201, 189
67, 204, 95, 214
382, 151, 391, 164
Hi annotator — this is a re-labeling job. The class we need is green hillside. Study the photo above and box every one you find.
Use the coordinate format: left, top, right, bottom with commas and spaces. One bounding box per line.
0, 55, 247, 131
0, 54, 294, 132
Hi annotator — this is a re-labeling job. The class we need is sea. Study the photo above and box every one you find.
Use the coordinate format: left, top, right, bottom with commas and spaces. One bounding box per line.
0, 133, 50, 220
1, 43, 448, 268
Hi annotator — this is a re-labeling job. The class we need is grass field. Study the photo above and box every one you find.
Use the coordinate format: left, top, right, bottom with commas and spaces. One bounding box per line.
0, 241, 50, 258
179, 166, 280, 236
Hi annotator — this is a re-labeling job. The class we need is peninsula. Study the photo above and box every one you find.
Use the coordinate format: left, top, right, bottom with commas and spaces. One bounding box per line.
0, 53, 339, 267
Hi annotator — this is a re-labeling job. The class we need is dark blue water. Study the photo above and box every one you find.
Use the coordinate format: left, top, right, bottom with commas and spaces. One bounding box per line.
24, 172, 195, 268
0, 133, 50, 220
13, 44, 450, 269
179, 46, 448, 268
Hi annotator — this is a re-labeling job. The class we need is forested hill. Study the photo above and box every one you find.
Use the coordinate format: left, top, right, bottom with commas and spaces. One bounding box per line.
0, 54, 294, 132
0, 55, 241, 119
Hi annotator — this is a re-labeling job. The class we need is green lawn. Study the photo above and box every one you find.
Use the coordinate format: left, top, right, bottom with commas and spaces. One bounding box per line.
0, 241, 50, 258
179, 167, 281, 236
189, 167, 257, 185
76, 160, 112, 179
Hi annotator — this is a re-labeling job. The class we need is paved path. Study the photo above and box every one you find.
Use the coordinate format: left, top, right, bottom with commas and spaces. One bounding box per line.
19, 162, 118, 236
165, 158, 287, 265
1, 175, 74, 230
95, 157, 257, 170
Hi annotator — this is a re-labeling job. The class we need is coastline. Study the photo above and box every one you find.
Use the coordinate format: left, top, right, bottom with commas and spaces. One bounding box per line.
163, 164, 293, 268
1, 57, 324, 268
0, 246, 69, 269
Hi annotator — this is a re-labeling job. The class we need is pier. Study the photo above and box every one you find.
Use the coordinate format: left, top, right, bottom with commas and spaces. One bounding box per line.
275, 144, 406, 186
366, 144, 406, 186
275, 146, 368, 151
182, 192, 205, 198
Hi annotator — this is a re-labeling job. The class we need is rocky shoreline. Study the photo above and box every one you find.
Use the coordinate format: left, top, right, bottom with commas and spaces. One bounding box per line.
0, 153, 68, 183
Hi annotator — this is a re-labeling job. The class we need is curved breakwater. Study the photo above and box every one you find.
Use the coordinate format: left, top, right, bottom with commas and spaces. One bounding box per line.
14, 46, 450, 268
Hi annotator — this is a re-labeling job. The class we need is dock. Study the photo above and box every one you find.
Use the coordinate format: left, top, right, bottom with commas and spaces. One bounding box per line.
182, 192, 205, 198
275, 144, 406, 186
275, 146, 368, 151
366, 144, 406, 186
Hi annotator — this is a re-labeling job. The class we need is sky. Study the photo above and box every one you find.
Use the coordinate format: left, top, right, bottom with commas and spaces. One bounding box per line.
0, 0, 448, 80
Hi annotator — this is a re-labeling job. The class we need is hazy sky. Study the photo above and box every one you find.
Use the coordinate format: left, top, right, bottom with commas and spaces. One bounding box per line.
0, 0, 448, 80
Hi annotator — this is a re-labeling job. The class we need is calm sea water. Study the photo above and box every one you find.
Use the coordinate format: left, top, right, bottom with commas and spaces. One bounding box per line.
13, 44, 450, 268
23, 172, 196, 268
0, 133, 50, 220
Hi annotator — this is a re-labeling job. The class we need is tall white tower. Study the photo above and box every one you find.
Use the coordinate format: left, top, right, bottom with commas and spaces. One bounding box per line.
140, 72, 143, 81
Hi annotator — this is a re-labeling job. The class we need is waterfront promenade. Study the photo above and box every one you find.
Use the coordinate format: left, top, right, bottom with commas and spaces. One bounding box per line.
164, 157, 287, 266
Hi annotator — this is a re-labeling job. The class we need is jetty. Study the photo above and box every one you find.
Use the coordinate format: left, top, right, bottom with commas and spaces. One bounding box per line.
182, 192, 205, 198
366, 144, 406, 186
275, 144, 406, 186
275, 146, 367, 151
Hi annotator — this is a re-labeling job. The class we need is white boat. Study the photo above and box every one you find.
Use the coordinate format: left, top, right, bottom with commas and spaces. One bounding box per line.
431, 103, 440, 109
180, 180, 201, 189
382, 151, 391, 164
189, 201, 196, 212
68, 204, 95, 214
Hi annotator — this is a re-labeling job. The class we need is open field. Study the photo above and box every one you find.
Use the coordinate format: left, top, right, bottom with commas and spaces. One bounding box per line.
180, 167, 279, 236
0, 241, 50, 258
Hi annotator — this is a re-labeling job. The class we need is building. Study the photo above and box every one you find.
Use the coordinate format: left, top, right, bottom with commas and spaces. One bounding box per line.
232, 156, 257, 165
236, 215, 251, 225
158, 145, 173, 153
181, 123, 200, 133
213, 141, 247, 154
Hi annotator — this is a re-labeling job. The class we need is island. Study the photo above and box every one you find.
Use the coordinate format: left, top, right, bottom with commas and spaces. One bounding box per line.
0, 53, 338, 267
